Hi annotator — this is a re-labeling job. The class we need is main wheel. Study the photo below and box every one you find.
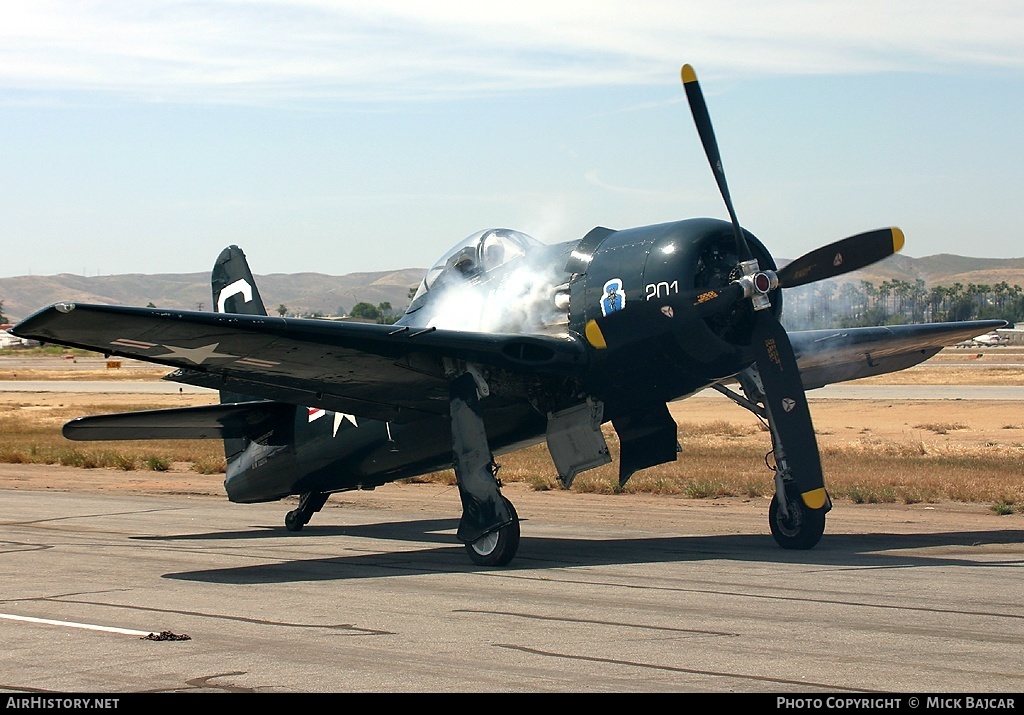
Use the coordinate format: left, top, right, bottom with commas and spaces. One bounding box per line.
465, 498, 520, 567
769, 488, 826, 550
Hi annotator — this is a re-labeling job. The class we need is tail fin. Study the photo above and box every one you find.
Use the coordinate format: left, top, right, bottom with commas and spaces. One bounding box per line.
211, 245, 267, 415
212, 245, 268, 317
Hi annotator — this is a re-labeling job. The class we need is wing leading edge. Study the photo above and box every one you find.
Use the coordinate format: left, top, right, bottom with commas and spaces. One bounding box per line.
12, 303, 589, 422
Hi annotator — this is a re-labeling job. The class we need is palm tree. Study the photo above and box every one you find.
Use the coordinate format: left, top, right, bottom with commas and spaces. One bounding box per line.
878, 281, 893, 320
928, 285, 946, 322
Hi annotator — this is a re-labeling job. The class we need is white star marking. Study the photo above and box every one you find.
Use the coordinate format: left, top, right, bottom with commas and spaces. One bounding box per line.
156, 343, 237, 364
309, 408, 358, 437
331, 413, 359, 436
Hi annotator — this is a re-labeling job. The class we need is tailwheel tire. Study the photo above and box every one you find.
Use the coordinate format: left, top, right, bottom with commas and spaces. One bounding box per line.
285, 509, 305, 532
769, 488, 826, 550
465, 498, 520, 567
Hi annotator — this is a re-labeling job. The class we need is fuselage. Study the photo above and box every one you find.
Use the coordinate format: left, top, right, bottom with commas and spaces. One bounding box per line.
226, 217, 780, 503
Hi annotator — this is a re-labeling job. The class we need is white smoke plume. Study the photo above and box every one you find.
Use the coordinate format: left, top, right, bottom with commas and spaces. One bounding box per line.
426, 262, 566, 334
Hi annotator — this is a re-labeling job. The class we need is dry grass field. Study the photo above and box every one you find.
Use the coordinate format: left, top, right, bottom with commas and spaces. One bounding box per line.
1, 347, 1023, 514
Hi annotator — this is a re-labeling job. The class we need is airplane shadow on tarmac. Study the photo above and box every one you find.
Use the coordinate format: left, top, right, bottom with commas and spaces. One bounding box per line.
138, 517, 1024, 585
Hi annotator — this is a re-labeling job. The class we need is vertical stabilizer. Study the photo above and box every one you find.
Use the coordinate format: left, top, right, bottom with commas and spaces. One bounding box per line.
212, 245, 268, 317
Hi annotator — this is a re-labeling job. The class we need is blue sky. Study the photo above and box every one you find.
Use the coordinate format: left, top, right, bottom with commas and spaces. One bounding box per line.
1, 1, 1022, 278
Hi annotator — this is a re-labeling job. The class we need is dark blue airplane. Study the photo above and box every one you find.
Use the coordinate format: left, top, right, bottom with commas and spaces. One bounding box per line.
11, 66, 1003, 566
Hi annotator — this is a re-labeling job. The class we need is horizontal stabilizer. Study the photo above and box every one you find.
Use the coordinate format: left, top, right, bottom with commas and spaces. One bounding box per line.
62, 401, 294, 441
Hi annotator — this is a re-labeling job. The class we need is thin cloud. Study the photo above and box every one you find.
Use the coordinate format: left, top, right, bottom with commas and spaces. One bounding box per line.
0, 1, 1022, 105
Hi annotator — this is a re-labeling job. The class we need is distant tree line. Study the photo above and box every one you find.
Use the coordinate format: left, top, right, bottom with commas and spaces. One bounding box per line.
781, 279, 1024, 330
273, 300, 402, 324
348, 301, 399, 324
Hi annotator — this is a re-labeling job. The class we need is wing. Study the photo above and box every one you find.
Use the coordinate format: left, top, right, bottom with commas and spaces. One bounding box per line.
788, 319, 1008, 390
11, 303, 589, 422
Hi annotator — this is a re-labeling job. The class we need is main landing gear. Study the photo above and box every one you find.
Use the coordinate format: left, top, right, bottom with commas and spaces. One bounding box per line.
447, 363, 521, 567
279, 359, 524, 567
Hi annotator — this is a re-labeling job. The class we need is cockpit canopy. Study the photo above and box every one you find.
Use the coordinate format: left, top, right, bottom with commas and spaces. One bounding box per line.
410, 228, 542, 304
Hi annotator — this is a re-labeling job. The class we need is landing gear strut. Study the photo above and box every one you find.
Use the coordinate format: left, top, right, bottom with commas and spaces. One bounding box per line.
285, 491, 328, 532
447, 363, 520, 566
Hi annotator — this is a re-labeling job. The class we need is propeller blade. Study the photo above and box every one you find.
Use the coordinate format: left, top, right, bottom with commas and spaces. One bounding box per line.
681, 64, 751, 262
750, 310, 827, 510
684, 226, 907, 324
777, 227, 905, 289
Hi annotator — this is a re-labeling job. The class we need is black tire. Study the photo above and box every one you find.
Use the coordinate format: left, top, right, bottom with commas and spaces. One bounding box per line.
769, 488, 826, 550
285, 509, 305, 532
464, 498, 520, 567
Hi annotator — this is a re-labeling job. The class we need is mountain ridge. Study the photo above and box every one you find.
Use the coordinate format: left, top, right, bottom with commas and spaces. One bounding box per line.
0, 268, 426, 322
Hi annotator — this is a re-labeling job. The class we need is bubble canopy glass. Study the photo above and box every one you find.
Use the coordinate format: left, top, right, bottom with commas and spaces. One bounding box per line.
411, 228, 541, 303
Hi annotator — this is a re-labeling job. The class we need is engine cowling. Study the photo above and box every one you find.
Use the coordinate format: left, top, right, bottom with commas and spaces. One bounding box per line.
567, 217, 780, 403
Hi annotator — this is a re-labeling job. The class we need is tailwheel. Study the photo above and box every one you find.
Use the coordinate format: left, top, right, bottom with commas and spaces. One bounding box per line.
465, 498, 520, 566
769, 486, 826, 550
285, 508, 305, 532
285, 491, 328, 532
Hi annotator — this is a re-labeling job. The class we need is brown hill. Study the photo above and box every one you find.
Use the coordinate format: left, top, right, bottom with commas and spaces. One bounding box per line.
819, 253, 1024, 288
0, 268, 425, 322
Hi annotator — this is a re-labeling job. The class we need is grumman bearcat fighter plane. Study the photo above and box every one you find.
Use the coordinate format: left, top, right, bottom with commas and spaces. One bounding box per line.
12, 66, 1005, 566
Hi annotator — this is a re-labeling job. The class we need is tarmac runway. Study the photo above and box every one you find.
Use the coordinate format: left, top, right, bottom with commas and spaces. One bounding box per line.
2, 357, 1023, 695
0, 482, 1022, 694
0, 380, 212, 394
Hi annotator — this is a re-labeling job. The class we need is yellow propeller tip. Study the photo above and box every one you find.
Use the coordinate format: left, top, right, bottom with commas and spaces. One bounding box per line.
801, 488, 828, 510
681, 64, 697, 84
585, 320, 608, 350
891, 227, 905, 253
